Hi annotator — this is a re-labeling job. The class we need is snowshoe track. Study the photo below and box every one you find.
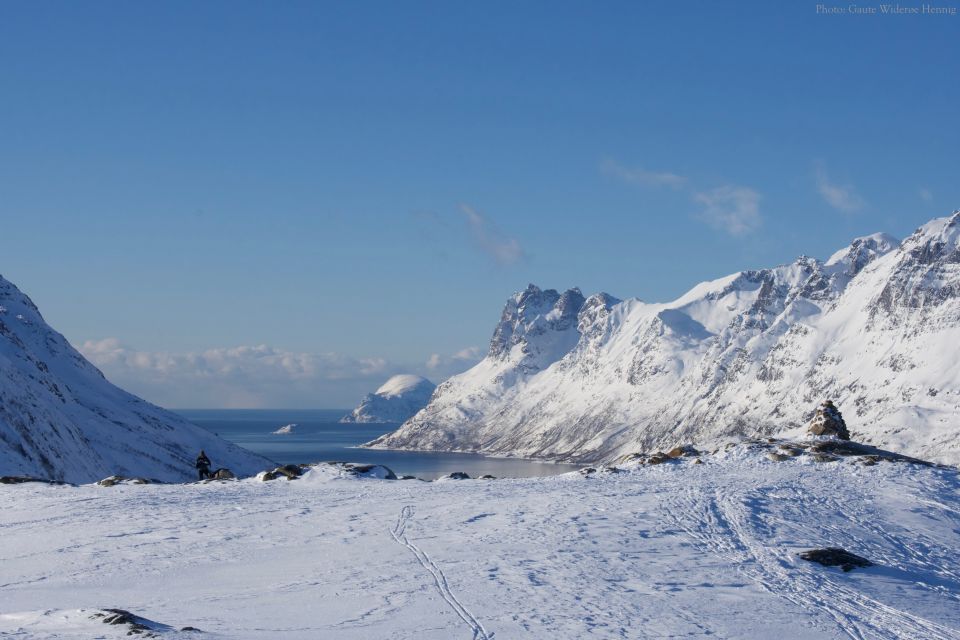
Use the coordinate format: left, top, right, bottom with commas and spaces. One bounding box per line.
391, 505, 493, 640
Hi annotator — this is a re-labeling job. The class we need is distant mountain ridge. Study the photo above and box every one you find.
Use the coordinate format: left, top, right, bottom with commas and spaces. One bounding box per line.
368, 211, 960, 465
341, 374, 436, 424
0, 277, 271, 483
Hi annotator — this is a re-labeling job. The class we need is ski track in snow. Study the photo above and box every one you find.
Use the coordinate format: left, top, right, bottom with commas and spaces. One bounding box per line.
664, 468, 960, 640
391, 505, 493, 640
2, 452, 959, 639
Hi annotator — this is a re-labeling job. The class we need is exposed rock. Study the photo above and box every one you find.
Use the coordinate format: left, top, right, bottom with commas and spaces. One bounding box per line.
89, 607, 195, 636
579, 466, 622, 477
339, 463, 397, 480
210, 468, 235, 480
479, 474, 497, 479
766, 452, 790, 462
777, 445, 804, 456
439, 471, 471, 480
97, 475, 151, 487
646, 452, 672, 465
274, 464, 302, 479
799, 547, 873, 572
613, 452, 645, 465
811, 454, 840, 463
808, 400, 850, 440
0, 476, 64, 485
667, 445, 699, 458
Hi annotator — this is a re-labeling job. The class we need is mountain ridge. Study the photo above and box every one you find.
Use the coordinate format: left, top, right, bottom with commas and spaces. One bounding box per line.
368, 211, 960, 465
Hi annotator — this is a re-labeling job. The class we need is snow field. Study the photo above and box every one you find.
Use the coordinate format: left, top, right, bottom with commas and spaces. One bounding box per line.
2, 448, 959, 639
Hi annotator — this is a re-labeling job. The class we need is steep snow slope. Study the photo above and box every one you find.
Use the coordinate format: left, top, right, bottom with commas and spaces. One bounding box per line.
0, 276, 271, 483
370, 212, 960, 464
341, 374, 436, 423
2, 447, 959, 639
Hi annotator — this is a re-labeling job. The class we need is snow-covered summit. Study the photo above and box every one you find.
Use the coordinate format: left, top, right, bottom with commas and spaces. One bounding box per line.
341, 374, 436, 424
826, 232, 900, 272
0, 275, 271, 483
370, 212, 960, 465
375, 374, 433, 398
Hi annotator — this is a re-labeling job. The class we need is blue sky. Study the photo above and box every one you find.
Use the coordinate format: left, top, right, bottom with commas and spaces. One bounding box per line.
1, 1, 957, 407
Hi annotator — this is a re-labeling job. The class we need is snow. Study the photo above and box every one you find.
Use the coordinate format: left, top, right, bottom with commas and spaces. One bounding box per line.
272, 423, 297, 435
341, 375, 436, 424
376, 375, 433, 398
2, 446, 959, 639
373, 211, 960, 466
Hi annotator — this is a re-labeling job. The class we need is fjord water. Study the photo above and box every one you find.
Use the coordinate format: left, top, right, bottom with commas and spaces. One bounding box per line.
177, 409, 582, 480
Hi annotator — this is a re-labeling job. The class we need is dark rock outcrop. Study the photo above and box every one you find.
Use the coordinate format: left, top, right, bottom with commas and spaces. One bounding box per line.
799, 547, 873, 572
90, 607, 197, 637
0, 475, 65, 485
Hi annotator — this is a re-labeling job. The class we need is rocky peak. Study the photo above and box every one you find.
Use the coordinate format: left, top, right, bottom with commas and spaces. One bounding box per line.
577, 292, 622, 336
489, 285, 586, 360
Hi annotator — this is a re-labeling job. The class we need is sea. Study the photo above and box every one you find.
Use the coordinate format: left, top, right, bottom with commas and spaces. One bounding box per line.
176, 409, 583, 480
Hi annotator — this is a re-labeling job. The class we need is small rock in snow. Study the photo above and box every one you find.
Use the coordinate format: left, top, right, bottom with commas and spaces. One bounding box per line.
799, 547, 873, 572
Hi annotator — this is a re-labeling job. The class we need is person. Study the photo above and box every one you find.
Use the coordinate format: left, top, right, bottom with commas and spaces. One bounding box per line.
196, 450, 211, 480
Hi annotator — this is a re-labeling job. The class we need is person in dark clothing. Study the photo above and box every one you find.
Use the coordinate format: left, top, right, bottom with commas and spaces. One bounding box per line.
196, 450, 211, 480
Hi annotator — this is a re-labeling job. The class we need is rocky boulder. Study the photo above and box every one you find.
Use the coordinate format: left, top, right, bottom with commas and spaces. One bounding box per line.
436, 471, 471, 481
799, 547, 873, 572
808, 400, 850, 440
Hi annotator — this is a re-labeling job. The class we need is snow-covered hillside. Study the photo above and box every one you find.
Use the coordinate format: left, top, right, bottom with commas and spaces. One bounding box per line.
370, 211, 960, 465
0, 276, 271, 483
341, 374, 436, 423
2, 445, 958, 638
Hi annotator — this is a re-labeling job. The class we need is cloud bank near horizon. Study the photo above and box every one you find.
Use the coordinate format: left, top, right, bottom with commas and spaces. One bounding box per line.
79, 338, 481, 410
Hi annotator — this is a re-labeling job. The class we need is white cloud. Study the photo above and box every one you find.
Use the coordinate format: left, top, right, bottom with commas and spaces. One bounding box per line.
78, 339, 483, 409
460, 204, 525, 266
815, 165, 865, 212
425, 346, 482, 375
693, 185, 762, 236
919, 187, 934, 202
601, 158, 687, 189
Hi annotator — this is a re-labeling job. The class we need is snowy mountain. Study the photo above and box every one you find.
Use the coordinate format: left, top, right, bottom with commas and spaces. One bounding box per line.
341, 374, 436, 423
369, 211, 960, 465
0, 276, 272, 483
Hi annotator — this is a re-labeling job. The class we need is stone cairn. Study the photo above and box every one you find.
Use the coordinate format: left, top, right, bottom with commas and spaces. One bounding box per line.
808, 400, 850, 440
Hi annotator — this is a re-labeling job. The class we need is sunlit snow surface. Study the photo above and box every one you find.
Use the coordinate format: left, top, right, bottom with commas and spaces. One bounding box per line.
2, 447, 959, 639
